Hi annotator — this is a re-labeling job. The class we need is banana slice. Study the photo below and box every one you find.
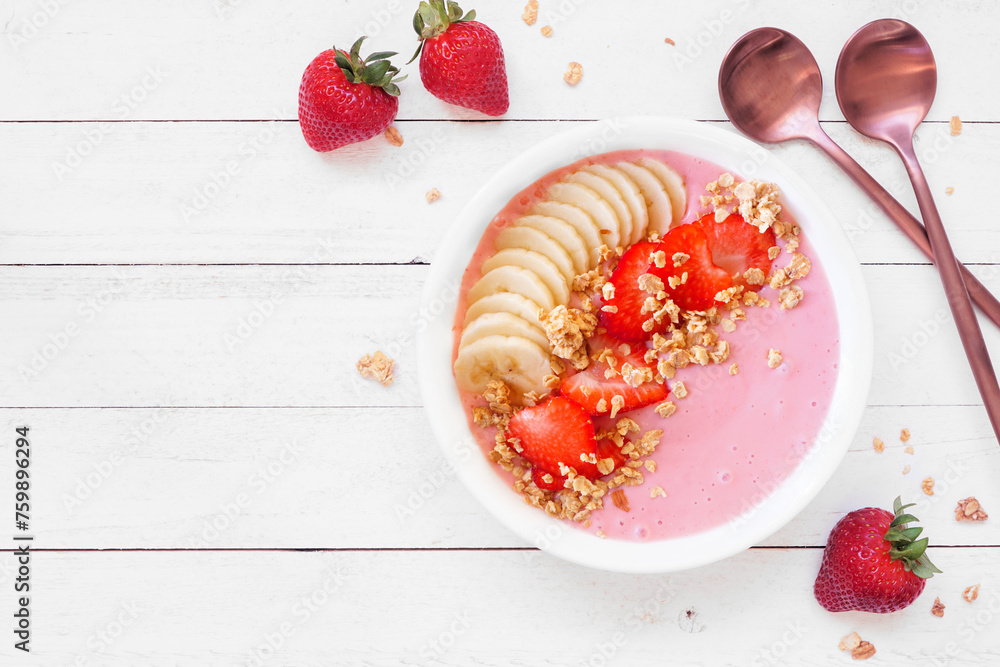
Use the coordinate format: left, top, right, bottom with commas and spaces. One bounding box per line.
467, 265, 557, 313
463, 292, 545, 332
546, 181, 622, 251
482, 248, 571, 306
562, 170, 633, 247
616, 161, 673, 236
582, 164, 648, 245
495, 225, 577, 285
514, 215, 589, 277
460, 311, 550, 351
530, 200, 603, 269
454, 334, 552, 400
636, 158, 687, 226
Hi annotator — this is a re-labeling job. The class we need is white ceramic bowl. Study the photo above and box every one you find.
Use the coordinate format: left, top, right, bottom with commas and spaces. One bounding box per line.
417, 117, 873, 573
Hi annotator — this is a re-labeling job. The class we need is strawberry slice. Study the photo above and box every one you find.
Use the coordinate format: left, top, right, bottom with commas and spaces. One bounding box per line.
560, 351, 668, 417
650, 224, 733, 311
694, 212, 777, 290
531, 467, 566, 491
507, 396, 601, 479
599, 241, 660, 342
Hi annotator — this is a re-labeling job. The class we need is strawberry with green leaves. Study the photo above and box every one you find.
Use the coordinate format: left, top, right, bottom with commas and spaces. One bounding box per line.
298, 37, 405, 152
410, 1, 509, 117
814, 497, 942, 613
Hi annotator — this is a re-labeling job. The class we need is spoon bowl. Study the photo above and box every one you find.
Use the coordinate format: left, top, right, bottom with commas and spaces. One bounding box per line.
835, 20, 937, 145
718, 28, 823, 143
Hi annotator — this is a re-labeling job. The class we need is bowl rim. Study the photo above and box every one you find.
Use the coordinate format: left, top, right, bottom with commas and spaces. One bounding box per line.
416, 116, 873, 573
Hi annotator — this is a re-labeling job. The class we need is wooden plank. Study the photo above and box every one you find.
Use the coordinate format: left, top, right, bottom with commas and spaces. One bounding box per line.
2, 404, 995, 550
0, 548, 995, 664
1, 0, 996, 122
0, 120, 994, 265
2, 264, 1000, 408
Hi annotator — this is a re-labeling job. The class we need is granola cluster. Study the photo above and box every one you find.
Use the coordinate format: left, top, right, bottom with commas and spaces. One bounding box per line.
540, 305, 597, 371
356, 351, 394, 386
955, 496, 988, 522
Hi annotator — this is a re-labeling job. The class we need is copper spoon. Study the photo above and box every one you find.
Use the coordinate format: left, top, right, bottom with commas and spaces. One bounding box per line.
836, 19, 1000, 440
718, 27, 1000, 330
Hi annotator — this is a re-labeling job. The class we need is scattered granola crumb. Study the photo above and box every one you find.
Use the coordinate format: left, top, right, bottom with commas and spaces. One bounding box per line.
650, 485, 667, 499
609, 394, 625, 418
644, 460, 657, 473
729, 363, 739, 376
540, 25, 553, 37
654, 401, 677, 418
522, 0, 538, 25
963, 584, 980, 603
356, 351, 394, 386
611, 489, 630, 512
768, 246, 781, 260
956, 497, 988, 522
425, 188, 442, 203
384, 126, 404, 147
900, 428, 911, 442
922, 476, 935, 496
902, 465, 911, 475
664, 37, 675, 45
945, 186, 954, 195
767, 348, 783, 369
714, 207, 730, 222
852, 641, 876, 661
950, 115, 962, 136
595, 530, 607, 539
564, 61, 583, 86
904, 445, 914, 455
873, 437, 885, 453
931, 597, 945, 617
672, 381, 688, 399
838, 632, 861, 651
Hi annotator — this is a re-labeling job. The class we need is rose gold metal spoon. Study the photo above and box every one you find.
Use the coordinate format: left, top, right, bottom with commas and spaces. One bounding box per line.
719, 27, 1000, 330
836, 19, 1000, 440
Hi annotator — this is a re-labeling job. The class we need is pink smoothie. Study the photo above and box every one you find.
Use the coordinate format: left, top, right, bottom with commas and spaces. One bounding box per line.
453, 149, 840, 542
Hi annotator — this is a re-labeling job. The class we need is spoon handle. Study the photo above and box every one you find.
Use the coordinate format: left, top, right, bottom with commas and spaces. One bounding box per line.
809, 130, 1000, 330
898, 145, 1000, 439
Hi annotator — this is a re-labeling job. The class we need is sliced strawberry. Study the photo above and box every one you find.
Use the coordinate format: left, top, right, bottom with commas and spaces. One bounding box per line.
560, 350, 668, 417
650, 224, 733, 311
507, 396, 600, 479
694, 212, 777, 290
599, 241, 660, 342
597, 438, 627, 471
531, 467, 566, 491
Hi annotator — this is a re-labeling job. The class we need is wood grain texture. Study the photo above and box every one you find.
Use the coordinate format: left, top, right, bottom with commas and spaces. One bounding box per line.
1, 405, 995, 550
0, 120, 994, 265
1, 0, 996, 122
2, 264, 999, 407
0, 549, 996, 665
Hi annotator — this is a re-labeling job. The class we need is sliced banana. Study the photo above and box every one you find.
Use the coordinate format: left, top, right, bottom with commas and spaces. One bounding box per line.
494, 225, 577, 285
482, 248, 571, 306
636, 157, 687, 226
467, 265, 556, 313
463, 292, 545, 332
454, 334, 552, 400
562, 170, 633, 247
546, 181, 622, 252
582, 164, 648, 245
514, 215, 589, 277
530, 200, 604, 269
616, 161, 673, 236
460, 311, 550, 351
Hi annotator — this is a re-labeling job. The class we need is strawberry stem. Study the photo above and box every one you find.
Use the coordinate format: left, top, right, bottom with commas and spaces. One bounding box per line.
885, 496, 942, 579
408, 0, 477, 63
332, 36, 406, 97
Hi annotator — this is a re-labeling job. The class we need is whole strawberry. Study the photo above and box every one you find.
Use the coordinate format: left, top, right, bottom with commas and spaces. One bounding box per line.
298, 37, 405, 152
814, 497, 941, 613
410, 1, 509, 116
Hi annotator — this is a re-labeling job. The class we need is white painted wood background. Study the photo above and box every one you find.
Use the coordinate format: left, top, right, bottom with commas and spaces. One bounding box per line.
1, 0, 998, 664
